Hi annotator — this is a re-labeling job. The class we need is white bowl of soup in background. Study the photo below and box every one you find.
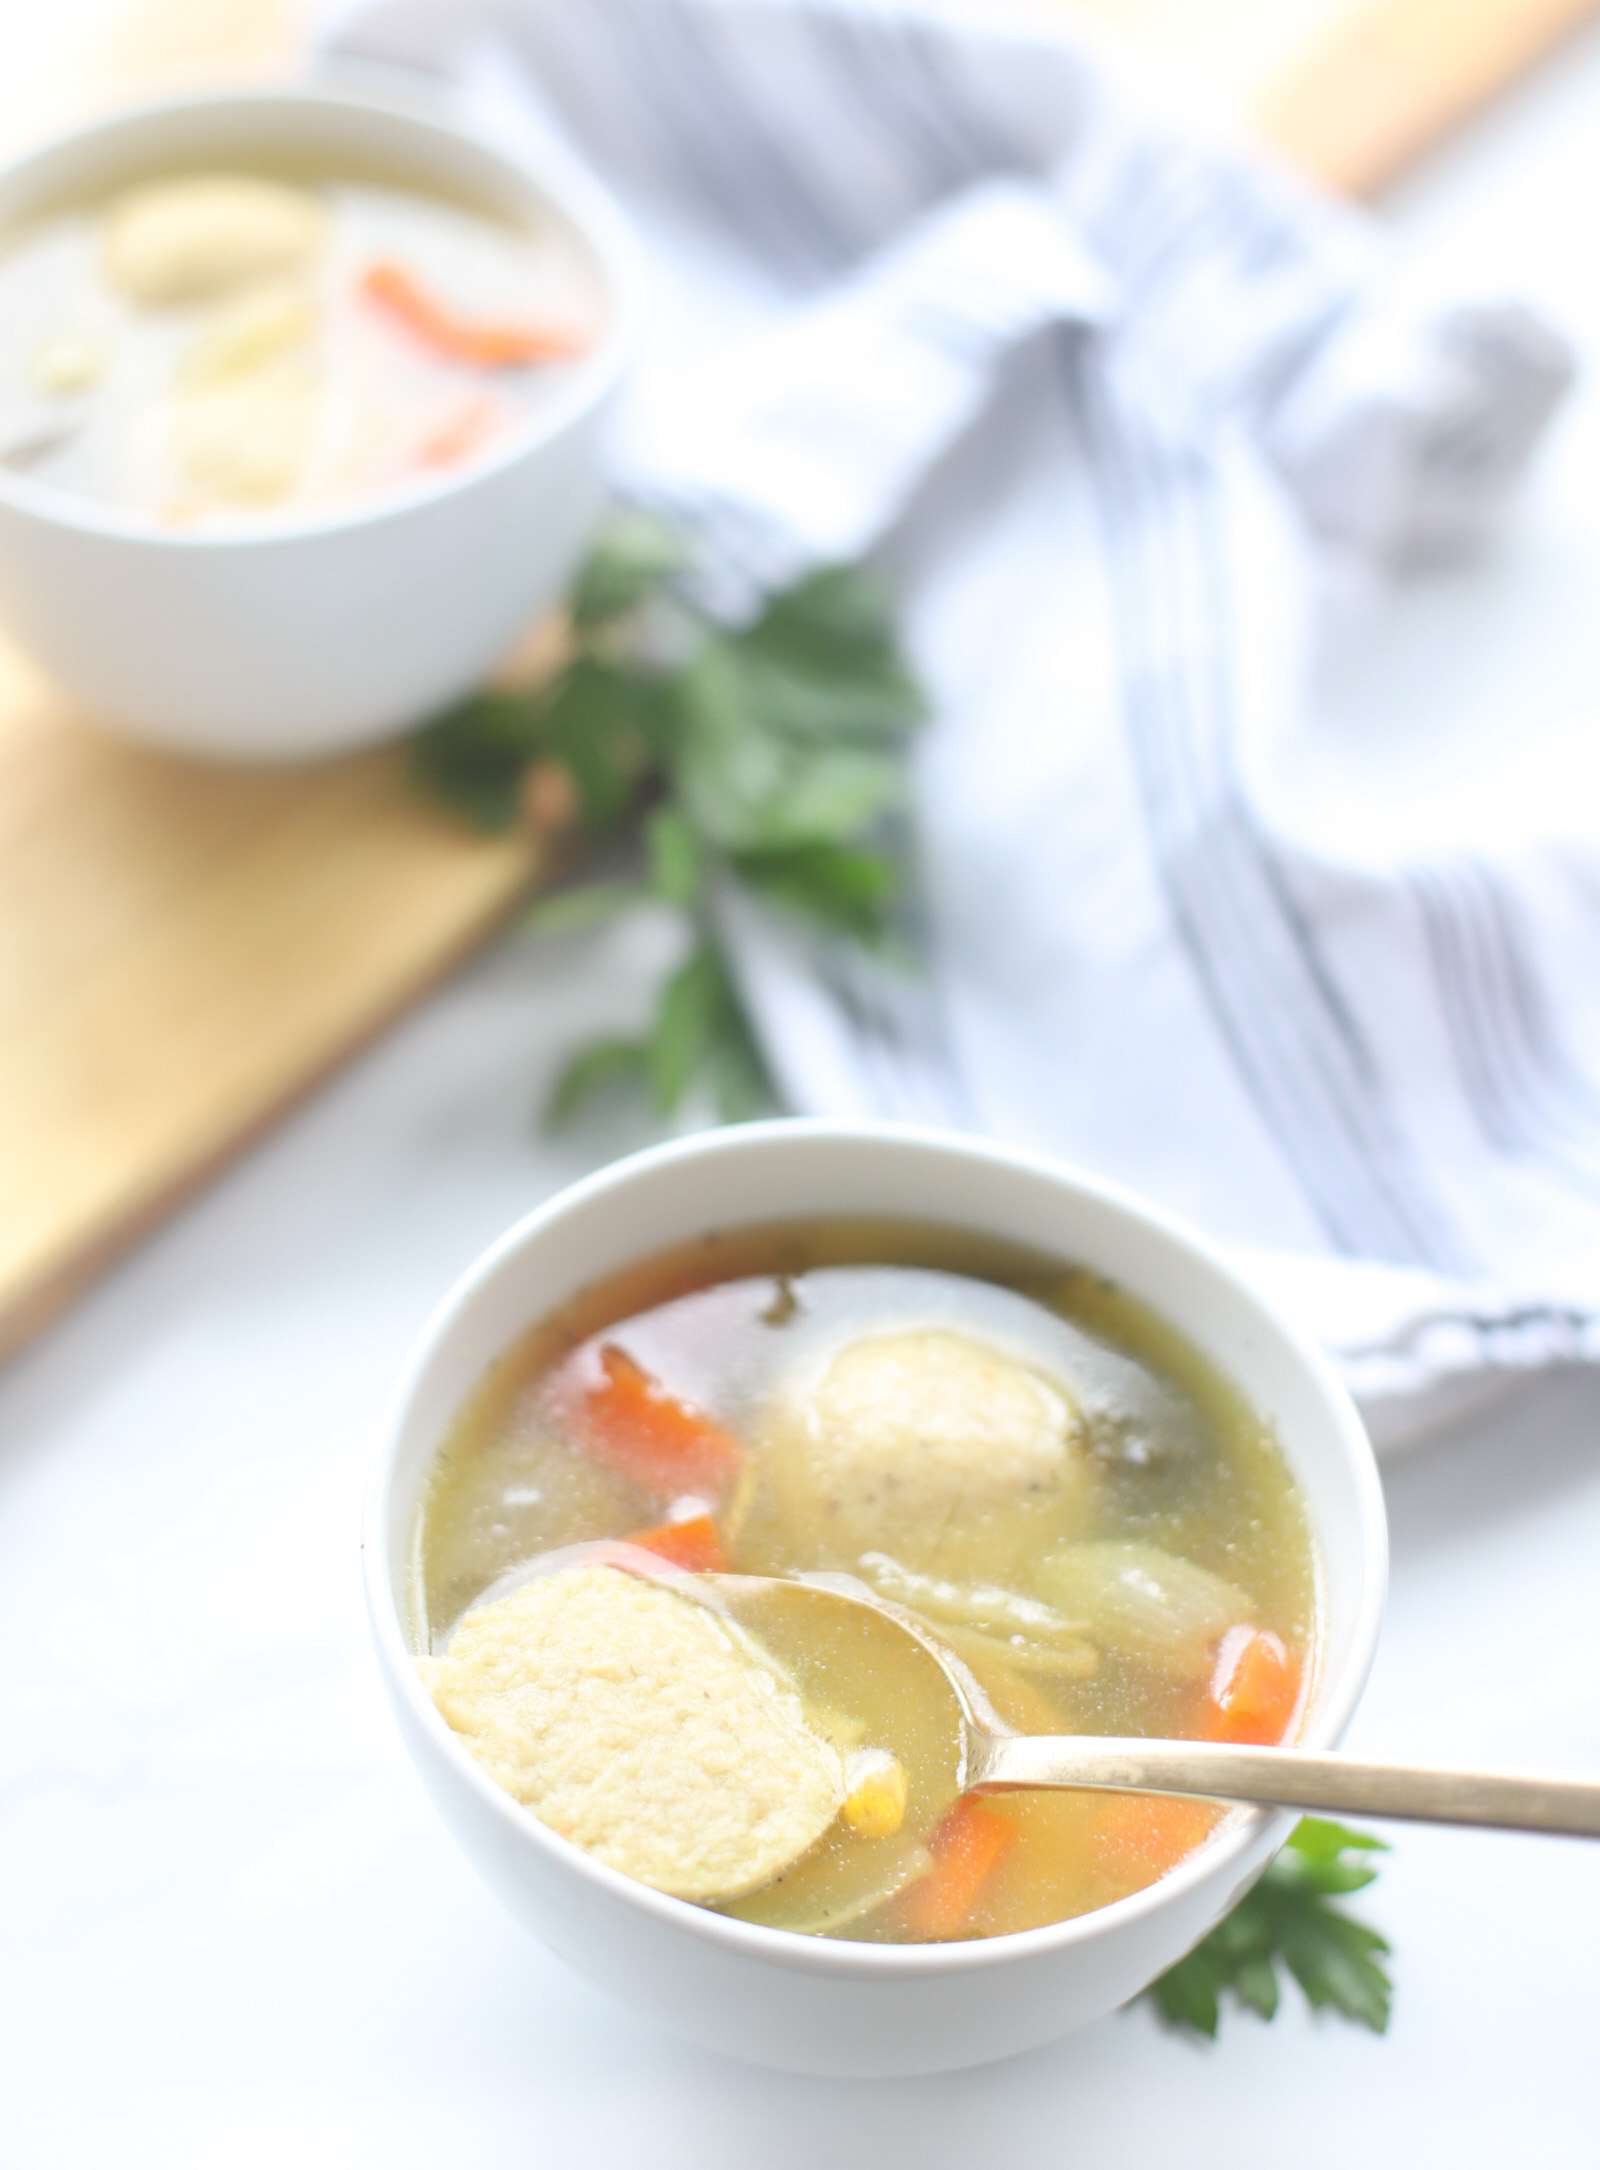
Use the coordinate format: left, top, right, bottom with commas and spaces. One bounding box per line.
0, 87, 640, 758
364, 1122, 1388, 2078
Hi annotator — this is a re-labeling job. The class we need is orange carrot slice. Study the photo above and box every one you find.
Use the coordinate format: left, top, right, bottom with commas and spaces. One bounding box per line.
1204, 1625, 1301, 1745
897, 1797, 1017, 1940
417, 395, 503, 468
574, 1344, 745, 1501
360, 258, 587, 368
1093, 1793, 1216, 1879
624, 1514, 727, 1574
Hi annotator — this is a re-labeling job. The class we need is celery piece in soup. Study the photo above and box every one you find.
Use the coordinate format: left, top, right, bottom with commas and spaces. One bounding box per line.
855, 1550, 1099, 1675
1032, 1540, 1253, 1679
176, 281, 320, 390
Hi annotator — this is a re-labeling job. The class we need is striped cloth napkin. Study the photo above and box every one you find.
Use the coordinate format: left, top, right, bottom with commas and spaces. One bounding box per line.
325, 0, 1589, 1450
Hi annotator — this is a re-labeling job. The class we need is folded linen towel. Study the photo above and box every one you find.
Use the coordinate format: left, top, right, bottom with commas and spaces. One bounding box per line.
325, 0, 1590, 1450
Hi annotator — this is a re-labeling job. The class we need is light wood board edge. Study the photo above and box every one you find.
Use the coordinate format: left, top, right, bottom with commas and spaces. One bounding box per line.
0, 803, 538, 1366
1252, 0, 1600, 194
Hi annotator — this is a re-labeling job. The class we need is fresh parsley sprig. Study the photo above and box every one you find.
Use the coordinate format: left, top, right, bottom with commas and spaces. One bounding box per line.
412, 514, 924, 1123
1142, 1818, 1393, 2040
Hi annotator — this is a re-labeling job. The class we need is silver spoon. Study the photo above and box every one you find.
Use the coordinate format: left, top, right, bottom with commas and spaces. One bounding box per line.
699, 1568, 1600, 1841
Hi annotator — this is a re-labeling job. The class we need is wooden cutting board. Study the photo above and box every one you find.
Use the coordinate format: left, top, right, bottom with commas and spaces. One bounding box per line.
3, 0, 1597, 1363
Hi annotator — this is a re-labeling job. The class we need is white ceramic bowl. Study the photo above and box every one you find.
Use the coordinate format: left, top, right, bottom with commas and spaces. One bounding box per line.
365, 1122, 1387, 2077
0, 87, 641, 758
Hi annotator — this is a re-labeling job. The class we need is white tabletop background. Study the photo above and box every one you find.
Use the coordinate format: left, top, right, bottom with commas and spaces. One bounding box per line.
5, 22, 1600, 2165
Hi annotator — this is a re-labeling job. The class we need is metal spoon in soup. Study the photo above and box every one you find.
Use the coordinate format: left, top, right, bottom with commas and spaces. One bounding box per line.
422, 1547, 1600, 1943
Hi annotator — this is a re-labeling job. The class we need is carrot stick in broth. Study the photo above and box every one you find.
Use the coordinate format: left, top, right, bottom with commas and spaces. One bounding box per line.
625, 1514, 727, 1574
361, 258, 587, 367
575, 1344, 745, 1502
1091, 1629, 1298, 1881
1204, 1626, 1302, 1745
417, 396, 503, 468
1093, 1793, 1218, 1880
897, 1797, 1017, 1940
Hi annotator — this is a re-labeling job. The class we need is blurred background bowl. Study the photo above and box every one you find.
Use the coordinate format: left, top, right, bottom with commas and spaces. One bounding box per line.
0, 84, 641, 759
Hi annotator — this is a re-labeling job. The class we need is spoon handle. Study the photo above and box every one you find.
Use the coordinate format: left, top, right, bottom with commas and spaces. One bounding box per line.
971, 1735, 1600, 1838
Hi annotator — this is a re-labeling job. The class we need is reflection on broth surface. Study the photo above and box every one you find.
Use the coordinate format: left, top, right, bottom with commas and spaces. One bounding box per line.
415, 1219, 1319, 1943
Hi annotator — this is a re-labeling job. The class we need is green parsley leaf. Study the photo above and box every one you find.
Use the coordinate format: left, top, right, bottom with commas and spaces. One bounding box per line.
1282, 1907, 1392, 2032
545, 1035, 652, 1128
1231, 1952, 1281, 2022
535, 658, 657, 832
673, 635, 906, 851
1141, 1819, 1392, 2043
733, 839, 900, 941
411, 686, 542, 832
646, 804, 703, 906
730, 642, 921, 750
705, 1014, 772, 1123
412, 519, 921, 1131
1149, 1943, 1225, 2037
644, 939, 773, 1119
568, 511, 687, 629
649, 943, 722, 1112
518, 879, 653, 938
740, 566, 924, 745
1289, 1816, 1389, 1864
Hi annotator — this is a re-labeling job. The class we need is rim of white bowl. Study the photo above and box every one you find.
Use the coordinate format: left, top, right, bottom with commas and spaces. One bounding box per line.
0, 81, 644, 548
365, 1118, 1389, 1982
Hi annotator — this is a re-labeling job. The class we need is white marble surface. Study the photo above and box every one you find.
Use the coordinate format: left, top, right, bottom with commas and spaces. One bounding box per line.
7, 31, 1600, 2166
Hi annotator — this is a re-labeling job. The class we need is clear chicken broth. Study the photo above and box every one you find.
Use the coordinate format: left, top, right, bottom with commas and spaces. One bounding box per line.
414, 1217, 1319, 1942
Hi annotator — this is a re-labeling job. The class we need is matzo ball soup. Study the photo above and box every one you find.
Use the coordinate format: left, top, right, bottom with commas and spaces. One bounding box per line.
0, 164, 601, 525
414, 1218, 1319, 1943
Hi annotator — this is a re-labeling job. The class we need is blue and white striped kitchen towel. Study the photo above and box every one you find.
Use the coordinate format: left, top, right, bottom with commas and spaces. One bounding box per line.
326, 0, 1591, 1450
